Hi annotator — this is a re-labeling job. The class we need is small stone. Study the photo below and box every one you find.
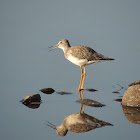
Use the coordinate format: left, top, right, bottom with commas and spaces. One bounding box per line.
86, 88, 100, 92
20, 93, 41, 105
114, 98, 122, 102
122, 85, 140, 107
112, 91, 120, 94
40, 88, 55, 94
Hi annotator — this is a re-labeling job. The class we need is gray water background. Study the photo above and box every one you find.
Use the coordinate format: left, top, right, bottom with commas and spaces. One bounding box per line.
0, 0, 140, 140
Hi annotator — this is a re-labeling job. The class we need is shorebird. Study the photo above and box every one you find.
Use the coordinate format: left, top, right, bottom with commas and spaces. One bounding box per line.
46, 111, 112, 136
49, 39, 114, 91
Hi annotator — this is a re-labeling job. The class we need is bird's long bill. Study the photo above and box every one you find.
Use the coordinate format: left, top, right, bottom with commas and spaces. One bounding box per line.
48, 44, 58, 51
45, 121, 56, 130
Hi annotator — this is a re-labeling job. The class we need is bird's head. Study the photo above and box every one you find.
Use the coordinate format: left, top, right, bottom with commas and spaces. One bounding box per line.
49, 39, 70, 51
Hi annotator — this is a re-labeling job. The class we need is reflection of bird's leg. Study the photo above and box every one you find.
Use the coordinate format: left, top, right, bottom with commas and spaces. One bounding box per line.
81, 66, 86, 90
80, 104, 85, 114
82, 104, 85, 113
81, 89, 84, 99
79, 90, 82, 99
80, 104, 83, 114
78, 66, 84, 91
79, 90, 84, 114
79, 90, 84, 100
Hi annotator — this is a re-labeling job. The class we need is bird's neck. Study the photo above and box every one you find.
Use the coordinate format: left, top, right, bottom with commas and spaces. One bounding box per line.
61, 45, 70, 53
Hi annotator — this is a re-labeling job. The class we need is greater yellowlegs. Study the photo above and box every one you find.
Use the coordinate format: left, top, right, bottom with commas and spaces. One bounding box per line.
49, 39, 114, 91
46, 111, 112, 136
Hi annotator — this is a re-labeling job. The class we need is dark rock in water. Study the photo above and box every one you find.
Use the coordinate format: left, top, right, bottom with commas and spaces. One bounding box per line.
86, 88, 100, 92
20, 93, 41, 105
56, 91, 72, 95
114, 98, 122, 102
122, 85, 140, 107
40, 88, 55, 94
122, 105, 140, 124
112, 91, 120, 94
129, 80, 140, 87
76, 98, 105, 107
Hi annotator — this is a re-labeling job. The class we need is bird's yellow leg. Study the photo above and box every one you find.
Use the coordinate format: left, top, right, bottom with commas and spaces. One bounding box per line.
78, 66, 83, 91
81, 66, 86, 90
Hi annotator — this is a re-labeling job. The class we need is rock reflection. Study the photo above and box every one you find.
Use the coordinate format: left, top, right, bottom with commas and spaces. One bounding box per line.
77, 90, 105, 107
46, 104, 113, 136
122, 105, 140, 124
112, 84, 124, 94
77, 98, 105, 107
23, 102, 41, 109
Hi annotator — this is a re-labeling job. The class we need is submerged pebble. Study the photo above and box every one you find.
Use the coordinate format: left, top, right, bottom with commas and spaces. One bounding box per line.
114, 98, 122, 102
40, 88, 55, 94
112, 91, 120, 94
86, 88, 100, 92
56, 91, 72, 95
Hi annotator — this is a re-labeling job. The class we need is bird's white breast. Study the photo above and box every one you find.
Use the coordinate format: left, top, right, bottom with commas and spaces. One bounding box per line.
67, 55, 89, 66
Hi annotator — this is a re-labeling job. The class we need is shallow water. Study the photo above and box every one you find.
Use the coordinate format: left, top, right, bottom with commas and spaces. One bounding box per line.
1, 0, 140, 140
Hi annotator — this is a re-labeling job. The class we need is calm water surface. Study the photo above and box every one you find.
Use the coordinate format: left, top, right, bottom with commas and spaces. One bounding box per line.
1, 0, 140, 140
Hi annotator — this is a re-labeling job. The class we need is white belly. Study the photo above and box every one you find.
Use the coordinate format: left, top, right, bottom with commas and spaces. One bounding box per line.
67, 55, 95, 66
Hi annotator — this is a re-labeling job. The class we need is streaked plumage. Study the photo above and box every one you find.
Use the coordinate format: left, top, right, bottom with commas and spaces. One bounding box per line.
49, 39, 114, 91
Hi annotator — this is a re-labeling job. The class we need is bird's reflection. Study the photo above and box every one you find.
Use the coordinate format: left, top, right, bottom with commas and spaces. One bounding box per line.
46, 92, 113, 136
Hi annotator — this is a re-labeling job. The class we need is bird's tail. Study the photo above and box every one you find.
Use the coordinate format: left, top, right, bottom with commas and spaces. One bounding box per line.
102, 58, 115, 61
93, 52, 115, 61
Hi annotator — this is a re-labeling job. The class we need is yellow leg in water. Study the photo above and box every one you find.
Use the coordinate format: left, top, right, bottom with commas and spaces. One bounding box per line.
78, 66, 84, 91
81, 66, 86, 90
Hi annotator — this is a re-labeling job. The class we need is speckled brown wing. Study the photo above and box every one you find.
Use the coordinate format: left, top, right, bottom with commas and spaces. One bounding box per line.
68, 123, 98, 133
69, 46, 97, 60
91, 52, 114, 61
69, 46, 114, 61
82, 113, 113, 126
